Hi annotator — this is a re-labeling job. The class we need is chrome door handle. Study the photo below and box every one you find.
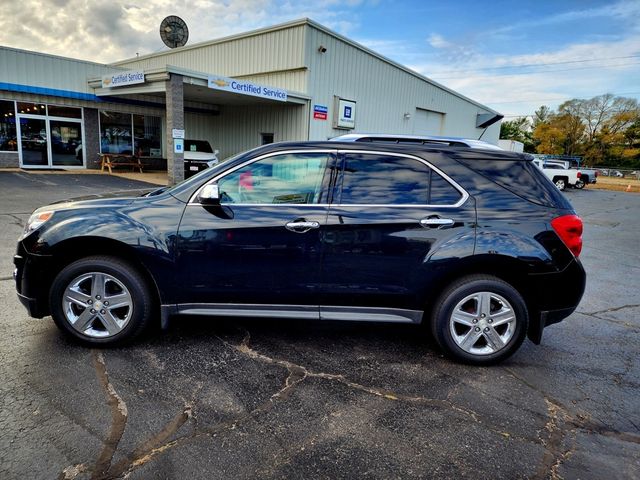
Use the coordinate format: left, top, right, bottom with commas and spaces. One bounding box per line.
420, 218, 454, 228
285, 220, 320, 233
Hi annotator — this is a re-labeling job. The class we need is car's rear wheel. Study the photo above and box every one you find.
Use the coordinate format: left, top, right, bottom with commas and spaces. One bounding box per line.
574, 179, 585, 189
430, 275, 528, 365
49, 256, 154, 346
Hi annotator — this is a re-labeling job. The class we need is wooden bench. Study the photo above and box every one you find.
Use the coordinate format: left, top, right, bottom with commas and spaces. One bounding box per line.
99, 154, 144, 174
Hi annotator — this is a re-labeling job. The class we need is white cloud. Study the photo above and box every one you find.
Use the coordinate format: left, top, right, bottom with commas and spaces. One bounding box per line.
427, 33, 453, 49
0, 0, 368, 63
2, 0, 639, 118
492, 0, 640, 35
374, 27, 640, 117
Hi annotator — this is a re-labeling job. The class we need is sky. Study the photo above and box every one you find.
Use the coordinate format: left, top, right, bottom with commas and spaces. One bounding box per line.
1, 0, 639, 118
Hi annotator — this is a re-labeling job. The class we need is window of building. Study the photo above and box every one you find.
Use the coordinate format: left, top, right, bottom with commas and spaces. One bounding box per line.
218, 153, 330, 204
0, 100, 17, 151
261, 133, 274, 145
133, 115, 162, 157
100, 111, 132, 155
100, 111, 162, 156
16, 102, 46, 115
47, 105, 82, 119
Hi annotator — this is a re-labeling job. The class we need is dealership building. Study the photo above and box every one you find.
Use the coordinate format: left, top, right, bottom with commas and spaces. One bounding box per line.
0, 18, 502, 183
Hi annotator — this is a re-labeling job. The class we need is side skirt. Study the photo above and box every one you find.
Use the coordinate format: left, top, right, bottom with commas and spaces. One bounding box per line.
166, 303, 423, 324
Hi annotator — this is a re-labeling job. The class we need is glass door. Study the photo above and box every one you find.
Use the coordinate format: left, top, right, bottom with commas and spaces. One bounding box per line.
18, 117, 48, 167
50, 120, 83, 167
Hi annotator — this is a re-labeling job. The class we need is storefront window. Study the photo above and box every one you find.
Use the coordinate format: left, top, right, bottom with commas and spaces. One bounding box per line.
0, 100, 17, 151
133, 114, 162, 157
100, 111, 132, 154
17, 102, 46, 115
48, 105, 82, 119
100, 111, 162, 156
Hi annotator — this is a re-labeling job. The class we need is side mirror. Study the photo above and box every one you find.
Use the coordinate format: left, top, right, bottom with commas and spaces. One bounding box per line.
199, 183, 220, 205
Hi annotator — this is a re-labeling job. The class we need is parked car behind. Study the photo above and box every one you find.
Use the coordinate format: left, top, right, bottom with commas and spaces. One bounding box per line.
14, 140, 585, 365
184, 139, 219, 178
532, 160, 583, 191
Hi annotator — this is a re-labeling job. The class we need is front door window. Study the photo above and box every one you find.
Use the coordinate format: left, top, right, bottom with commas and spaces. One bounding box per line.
218, 153, 330, 204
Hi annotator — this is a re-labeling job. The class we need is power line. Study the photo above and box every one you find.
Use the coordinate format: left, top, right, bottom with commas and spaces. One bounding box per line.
431, 61, 640, 80
486, 91, 640, 105
431, 54, 640, 75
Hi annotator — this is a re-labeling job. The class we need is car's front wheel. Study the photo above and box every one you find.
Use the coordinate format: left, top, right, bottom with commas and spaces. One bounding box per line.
49, 256, 154, 346
430, 275, 528, 365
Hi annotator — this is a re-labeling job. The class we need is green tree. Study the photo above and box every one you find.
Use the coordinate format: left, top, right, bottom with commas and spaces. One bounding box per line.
533, 105, 552, 128
533, 118, 567, 155
499, 117, 535, 152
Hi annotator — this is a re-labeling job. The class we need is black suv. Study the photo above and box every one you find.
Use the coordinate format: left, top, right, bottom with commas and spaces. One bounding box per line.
14, 141, 585, 364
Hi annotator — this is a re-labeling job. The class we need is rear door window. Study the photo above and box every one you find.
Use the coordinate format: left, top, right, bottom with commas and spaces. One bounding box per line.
337, 152, 463, 205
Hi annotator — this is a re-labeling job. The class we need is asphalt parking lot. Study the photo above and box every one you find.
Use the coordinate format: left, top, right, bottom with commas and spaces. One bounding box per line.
1, 171, 638, 480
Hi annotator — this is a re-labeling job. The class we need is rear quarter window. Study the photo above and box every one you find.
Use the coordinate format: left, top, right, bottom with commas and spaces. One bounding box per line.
455, 155, 572, 209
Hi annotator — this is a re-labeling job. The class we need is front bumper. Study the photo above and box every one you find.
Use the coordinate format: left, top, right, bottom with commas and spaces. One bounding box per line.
184, 160, 212, 178
14, 246, 52, 319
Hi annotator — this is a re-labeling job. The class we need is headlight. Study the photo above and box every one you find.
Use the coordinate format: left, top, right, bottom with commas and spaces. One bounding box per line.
24, 210, 54, 235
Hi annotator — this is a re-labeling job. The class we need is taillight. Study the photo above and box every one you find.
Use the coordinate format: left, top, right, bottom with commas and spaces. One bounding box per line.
595, 170, 599, 177
577, 171, 581, 178
551, 215, 583, 257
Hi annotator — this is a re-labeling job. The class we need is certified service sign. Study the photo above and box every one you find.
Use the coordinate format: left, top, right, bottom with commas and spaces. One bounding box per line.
207, 75, 288, 102
335, 98, 356, 129
101, 70, 145, 88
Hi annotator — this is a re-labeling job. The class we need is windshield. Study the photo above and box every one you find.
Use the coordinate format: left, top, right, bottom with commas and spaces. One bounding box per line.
184, 140, 213, 153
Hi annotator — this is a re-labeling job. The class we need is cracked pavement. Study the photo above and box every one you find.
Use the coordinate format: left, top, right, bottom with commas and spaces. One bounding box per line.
0, 171, 639, 479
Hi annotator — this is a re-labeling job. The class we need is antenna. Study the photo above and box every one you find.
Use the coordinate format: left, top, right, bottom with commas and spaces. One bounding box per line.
159, 16, 189, 49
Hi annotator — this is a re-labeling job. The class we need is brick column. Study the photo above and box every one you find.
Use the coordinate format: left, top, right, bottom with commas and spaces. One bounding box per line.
83, 108, 101, 169
166, 74, 184, 185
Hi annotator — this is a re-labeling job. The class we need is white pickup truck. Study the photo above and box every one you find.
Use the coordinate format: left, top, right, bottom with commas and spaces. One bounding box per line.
532, 159, 583, 191
542, 159, 598, 187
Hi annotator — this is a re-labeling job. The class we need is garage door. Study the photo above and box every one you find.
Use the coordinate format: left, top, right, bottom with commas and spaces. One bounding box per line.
413, 108, 444, 135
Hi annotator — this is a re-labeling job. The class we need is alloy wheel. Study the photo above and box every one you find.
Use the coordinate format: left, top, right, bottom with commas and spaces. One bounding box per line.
62, 272, 133, 338
448, 291, 517, 356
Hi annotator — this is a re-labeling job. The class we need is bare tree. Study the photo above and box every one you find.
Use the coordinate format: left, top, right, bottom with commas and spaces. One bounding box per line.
582, 94, 638, 141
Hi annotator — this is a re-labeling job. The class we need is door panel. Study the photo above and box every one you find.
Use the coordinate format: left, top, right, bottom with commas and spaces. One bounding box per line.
320, 205, 475, 311
50, 120, 83, 166
176, 205, 328, 306
175, 151, 336, 309
19, 118, 48, 166
320, 152, 476, 312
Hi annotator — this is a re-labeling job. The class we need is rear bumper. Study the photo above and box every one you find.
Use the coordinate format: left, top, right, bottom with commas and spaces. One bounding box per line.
526, 258, 586, 344
528, 306, 577, 344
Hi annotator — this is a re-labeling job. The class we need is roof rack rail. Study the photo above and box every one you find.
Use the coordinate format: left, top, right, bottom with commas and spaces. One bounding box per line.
330, 133, 503, 150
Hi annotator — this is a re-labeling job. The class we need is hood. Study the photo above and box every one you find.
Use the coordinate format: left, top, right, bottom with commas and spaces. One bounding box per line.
184, 151, 218, 161
45, 188, 154, 210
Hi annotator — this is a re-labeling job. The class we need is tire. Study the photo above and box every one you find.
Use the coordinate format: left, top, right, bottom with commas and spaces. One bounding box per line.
553, 177, 566, 191
49, 256, 154, 346
574, 180, 585, 189
430, 275, 528, 365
